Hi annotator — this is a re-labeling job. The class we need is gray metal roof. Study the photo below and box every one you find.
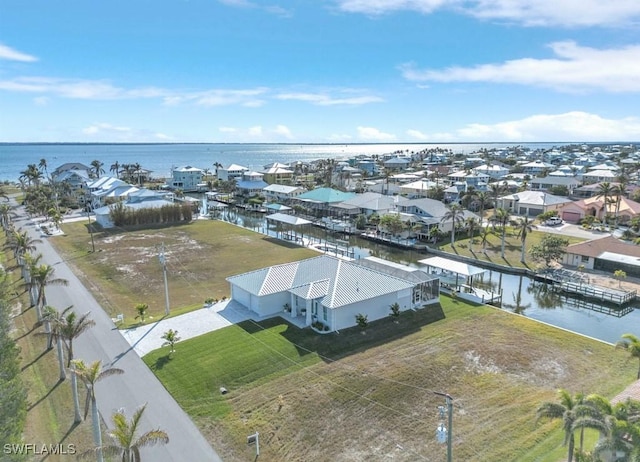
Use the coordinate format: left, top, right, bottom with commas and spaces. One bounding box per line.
227, 255, 415, 308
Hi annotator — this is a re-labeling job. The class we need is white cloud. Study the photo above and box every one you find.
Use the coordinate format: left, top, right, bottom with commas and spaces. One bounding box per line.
274, 124, 294, 139
248, 126, 263, 136
357, 126, 396, 141
401, 42, 640, 93
33, 96, 49, 106
406, 129, 429, 140
218, 126, 238, 133
452, 111, 640, 142
217, 0, 293, 17
0, 44, 38, 62
276, 91, 383, 106
82, 123, 172, 142
335, 0, 640, 27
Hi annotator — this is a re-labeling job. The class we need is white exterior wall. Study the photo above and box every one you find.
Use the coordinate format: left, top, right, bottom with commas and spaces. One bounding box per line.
562, 253, 595, 270
95, 211, 113, 229
330, 289, 413, 331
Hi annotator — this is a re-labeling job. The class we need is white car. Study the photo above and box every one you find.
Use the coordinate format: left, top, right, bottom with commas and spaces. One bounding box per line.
545, 217, 563, 226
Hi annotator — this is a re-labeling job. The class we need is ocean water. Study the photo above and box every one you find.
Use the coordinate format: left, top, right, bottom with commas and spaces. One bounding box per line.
0, 142, 558, 182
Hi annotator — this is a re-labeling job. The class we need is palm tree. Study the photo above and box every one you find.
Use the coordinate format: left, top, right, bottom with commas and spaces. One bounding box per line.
514, 216, 534, 263
37, 305, 69, 380
19, 164, 43, 187
536, 389, 586, 462
474, 191, 492, 225
135, 303, 149, 323
161, 329, 181, 353
96, 404, 169, 462
595, 182, 615, 229
465, 216, 479, 251
31, 264, 68, 321
492, 208, 510, 258
616, 333, 640, 379
441, 203, 465, 247
110, 161, 121, 178
59, 308, 95, 367
488, 182, 507, 210
90, 160, 105, 178
0, 184, 9, 202
74, 359, 124, 462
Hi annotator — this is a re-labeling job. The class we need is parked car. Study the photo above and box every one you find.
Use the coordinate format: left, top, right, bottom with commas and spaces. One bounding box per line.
545, 217, 563, 226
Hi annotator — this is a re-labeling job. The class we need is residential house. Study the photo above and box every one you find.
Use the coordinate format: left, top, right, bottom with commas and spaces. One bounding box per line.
395, 197, 480, 237
261, 166, 294, 185
292, 188, 356, 216
263, 184, 305, 203
497, 191, 572, 217
236, 171, 269, 197
226, 255, 439, 332
330, 192, 398, 218
559, 195, 640, 224
399, 179, 439, 198
473, 164, 510, 180
93, 189, 174, 228
529, 176, 581, 195
170, 166, 205, 192
54, 169, 91, 204
581, 169, 618, 184
217, 163, 249, 181
562, 235, 640, 276
52, 163, 91, 180
521, 160, 555, 176
383, 157, 411, 171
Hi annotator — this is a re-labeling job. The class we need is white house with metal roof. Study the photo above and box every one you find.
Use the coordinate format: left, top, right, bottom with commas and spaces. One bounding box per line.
226, 255, 439, 332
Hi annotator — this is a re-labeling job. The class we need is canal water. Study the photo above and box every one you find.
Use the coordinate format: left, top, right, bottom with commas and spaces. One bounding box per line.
216, 207, 639, 345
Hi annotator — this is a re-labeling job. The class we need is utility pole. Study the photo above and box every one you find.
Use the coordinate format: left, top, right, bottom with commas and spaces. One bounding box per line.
434, 391, 453, 462
158, 243, 170, 316
87, 209, 95, 253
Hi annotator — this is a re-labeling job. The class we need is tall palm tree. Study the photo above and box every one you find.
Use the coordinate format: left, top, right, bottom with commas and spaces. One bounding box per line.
213, 161, 223, 177
536, 389, 586, 462
492, 208, 510, 258
90, 160, 105, 178
441, 203, 465, 247
0, 185, 9, 202
465, 216, 479, 251
19, 164, 43, 187
23, 252, 43, 307
31, 264, 68, 321
37, 305, 69, 380
98, 404, 169, 462
488, 182, 507, 210
595, 182, 615, 229
514, 216, 534, 263
110, 161, 121, 178
59, 308, 95, 367
474, 191, 492, 225
616, 333, 640, 379
74, 359, 124, 462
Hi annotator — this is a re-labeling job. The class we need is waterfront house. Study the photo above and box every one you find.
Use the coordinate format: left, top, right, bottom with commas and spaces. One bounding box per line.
53, 169, 91, 204
292, 188, 356, 216
261, 166, 295, 185
170, 166, 205, 192
235, 171, 269, 197
52, 162, 92, 179
217, 163, 249, 181
497, 191, 572, 217
562, 235, 640, 276
330, 192, 398, 217
263, 184, 305, 203
93, 189, 174, 228
396, 197, 480, 237
226, 255, 439, 332
558, 195, 640, 224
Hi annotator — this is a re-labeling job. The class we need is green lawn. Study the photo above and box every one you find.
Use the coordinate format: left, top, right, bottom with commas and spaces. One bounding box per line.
50, 220, 319, 325
143, 296, 635, 462
438, 228, 585, 269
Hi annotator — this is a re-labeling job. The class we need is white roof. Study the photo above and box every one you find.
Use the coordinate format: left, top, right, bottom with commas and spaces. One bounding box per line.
418, 256, 487, 277
227, 255, 415, 308
265, 213, 312, 226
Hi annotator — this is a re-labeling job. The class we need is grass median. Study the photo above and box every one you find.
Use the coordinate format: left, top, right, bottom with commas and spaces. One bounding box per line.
143, 295, 635, 462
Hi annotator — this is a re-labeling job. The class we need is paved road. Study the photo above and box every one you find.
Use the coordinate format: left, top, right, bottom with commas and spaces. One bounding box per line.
13, 207, 222, 461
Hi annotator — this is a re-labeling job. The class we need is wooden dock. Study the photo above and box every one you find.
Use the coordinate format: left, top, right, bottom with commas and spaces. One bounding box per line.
558, 281, 637, 306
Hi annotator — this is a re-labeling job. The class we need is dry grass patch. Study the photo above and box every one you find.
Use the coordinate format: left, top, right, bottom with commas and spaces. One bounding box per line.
50, 220, 318, 324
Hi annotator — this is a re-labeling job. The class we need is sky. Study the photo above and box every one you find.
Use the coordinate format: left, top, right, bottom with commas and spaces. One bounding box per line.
1, 0, 640, 143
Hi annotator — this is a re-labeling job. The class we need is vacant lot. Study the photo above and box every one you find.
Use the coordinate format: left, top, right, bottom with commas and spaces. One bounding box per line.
144, 296, 636, 462
52, 220, 318, 324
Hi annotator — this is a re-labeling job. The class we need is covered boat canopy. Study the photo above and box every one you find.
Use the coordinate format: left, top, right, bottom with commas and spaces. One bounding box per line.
418, 256, 487, 277
266, 213, 312, 226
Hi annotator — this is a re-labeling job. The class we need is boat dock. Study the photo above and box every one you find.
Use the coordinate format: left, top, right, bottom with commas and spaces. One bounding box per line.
558, 281, 637, 306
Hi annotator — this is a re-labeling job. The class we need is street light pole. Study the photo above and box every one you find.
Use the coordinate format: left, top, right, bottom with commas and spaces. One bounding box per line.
158, 243, 170, 316
434, 391, 453, 462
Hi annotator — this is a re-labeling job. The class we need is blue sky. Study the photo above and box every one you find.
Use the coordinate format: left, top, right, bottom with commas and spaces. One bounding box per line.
1, 0, 640, 143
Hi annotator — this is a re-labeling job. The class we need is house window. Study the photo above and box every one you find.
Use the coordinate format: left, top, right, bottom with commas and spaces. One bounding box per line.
312, 301, 318, 315
581, 256, 589, 263
323, 306, 327, 321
